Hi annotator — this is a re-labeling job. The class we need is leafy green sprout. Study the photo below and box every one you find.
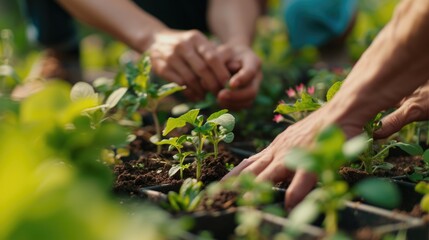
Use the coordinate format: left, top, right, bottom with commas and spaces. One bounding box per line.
358, 113, 424, 174
122, 56, 186, 153
156, 136, 192, 179
225, 163, 235, 171
162, 109, 235, 180
285, 125, 400, 236
70, 81, 128, 128
274, 81, 341, 124
167, 178, 204, 213
407, 149, 429, 182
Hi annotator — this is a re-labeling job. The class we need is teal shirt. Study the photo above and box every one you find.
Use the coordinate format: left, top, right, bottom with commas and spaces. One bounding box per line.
282, 0, 357, 49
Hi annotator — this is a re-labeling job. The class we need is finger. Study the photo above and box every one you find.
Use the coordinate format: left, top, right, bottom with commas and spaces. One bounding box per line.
241, 155, 274, 176
255, 161, 293, 183
285, 170, 317, 210
197, 44, 231, 86
374, 104, 425, 139
217, 82, 259, 103
217, 45, 234, 63
227, 61, 242, 75
169, 58, 205, 100
229, 56, 261, 89
222, 148, 269, 179
153, 60, 203, 101
178, 41, 220, 94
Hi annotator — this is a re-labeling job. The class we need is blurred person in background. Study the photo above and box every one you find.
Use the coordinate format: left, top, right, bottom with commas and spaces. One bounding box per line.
283, 0, 357, 67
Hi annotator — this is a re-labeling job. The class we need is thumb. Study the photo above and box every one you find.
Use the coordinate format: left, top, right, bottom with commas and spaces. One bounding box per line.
374, 108, 417, 139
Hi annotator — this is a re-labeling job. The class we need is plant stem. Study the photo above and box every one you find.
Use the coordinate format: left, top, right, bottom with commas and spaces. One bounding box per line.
213, 141, 219, 159
151, 110, 161, 154
325, 209, 338, 235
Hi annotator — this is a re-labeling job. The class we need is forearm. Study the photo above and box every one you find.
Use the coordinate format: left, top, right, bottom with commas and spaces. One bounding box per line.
208, 0, 262, 46
57, 0, 167, 52
325, 0, 429, 132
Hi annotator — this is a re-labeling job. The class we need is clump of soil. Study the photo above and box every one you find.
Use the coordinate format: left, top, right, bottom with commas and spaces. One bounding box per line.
114, 150, 241, 196
353, 227, 381, 240
340, 156, 424, 184
197, 191, 239, 212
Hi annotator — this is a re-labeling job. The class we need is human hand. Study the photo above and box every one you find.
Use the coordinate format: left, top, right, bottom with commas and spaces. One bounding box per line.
217, 45, 262, 110
223, 103, 365, 209
375, 81, 429, 138
148, 30, 232, 101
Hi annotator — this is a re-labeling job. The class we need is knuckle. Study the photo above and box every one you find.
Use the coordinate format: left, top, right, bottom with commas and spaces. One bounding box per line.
405, 103, 426, 120
195, 64, 208, 74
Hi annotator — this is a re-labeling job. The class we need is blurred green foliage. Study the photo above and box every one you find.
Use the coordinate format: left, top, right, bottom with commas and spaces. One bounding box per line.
0, 82, 187, 240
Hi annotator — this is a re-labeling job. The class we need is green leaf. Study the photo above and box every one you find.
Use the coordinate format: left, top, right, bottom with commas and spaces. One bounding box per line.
354, 178, 400, 209
326, 81, 343, 102
222, 132, 235, 143
105, 87, 127, 109
208, 113, 235, 132
415, 181, 429, 194
274, 93, 321, 115
168, 165, 181, 177
395, 142, 423, 156
163, 118, 186, 136
207, 109, 228, 121
156, 83, 186, 100
423, 149, 429, 164
70, 82, 97, 102
155, 137, 180, 148
408, 172, 423, 183
288, 196, 320, 226
284, 149, 318, 173
420, 195, 429, 213
343, 134, 368, 160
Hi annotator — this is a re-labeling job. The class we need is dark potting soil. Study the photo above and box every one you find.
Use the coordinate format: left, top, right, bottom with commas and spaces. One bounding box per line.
196, 191, 238, 212
113, 150, 242, 196
340, 156, 424, 184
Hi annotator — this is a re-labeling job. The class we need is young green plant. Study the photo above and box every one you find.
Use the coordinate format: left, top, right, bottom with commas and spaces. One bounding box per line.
70, 82, 127, 128
155, 136, 192, 179
162, 109, 235, 180
167, 178, 204, 213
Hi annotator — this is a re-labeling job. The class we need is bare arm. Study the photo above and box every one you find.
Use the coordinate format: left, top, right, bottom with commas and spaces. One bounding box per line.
329, 0, 429, 131
208, 0, 262, 46
57, 0, 166, 53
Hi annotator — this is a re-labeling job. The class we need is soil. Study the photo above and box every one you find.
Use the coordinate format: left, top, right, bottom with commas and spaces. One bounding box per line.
196, 191, 238, 212
353, 227, 381, 240
339, 156, 424, 184
113, 148, 242, 196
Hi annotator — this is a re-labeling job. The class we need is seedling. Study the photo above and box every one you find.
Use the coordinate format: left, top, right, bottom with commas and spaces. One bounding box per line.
162, 109, 235, 180
167, 178, 204, 212
407, 149, 429, 182
286, 126, 400, 236
274, 81, 341, 123
94, 56, 185, 153
70, 81, 127, 128
123, 56, 185, 153
155, 136, 192, 179
225, 163, 234, 171
358, 113, 424, 174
